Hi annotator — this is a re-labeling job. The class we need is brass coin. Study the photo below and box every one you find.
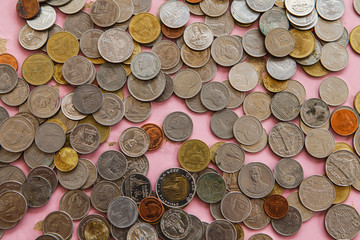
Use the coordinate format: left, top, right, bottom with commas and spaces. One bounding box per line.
100, 88, 124, 100
290, 29, 316, 59
178, 139, 210, 172
355, 91, 360, 115
84, 220, 110, 240
46, 118, 68, 133
302, 62, 329, 78
54, 147, 79, 172
87, 57, 106, 65
263, 73, 287, 93
121, 64, 131, 76
210, 142, 225, 163
129, 13, 161, 44
333, 185, 350, 204
22, 53, 54, 85
123, 41, 141, 65
53, 64, 68, 85
79, 115, 110, 143
333, 142, 353, 153
350, 25, 360, 54
47, 32, 79, 63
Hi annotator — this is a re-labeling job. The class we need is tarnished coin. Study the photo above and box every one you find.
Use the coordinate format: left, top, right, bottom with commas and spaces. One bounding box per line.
121, 174, 151, 204
59, 0, 86, 14
287, 192, 314, 222
210, 201, 225, 220
305, 128, 334, 158
350, 25, 360, 54
200, 82, 230, 111
285, 0, 314, 16
0, 191, 27, 222
301, 98, 330, 128
93, 93, 124, 126
0, 165, 26, 185
206, 219, 237, 240
197, 172, 226, 203
320, 42, 349, 71
28, 166, 58, 192
43, 211, 73, 240
215, 143, 245, 173
181, 45, 211, 68
316, 0, 345, 21
243, 92, 271, 121
16, 0, 40, 19
127, 222, 158, 240
159, 1, 189, 28
62, 56, 94, 86
185, 93, 208, 113
47, 32, 79, 63
78, 214, 110, 240
18, 24, 48, 51
156, 168, 196, 208
265, 28, 294, 57
89, 0, 120, 27
246, 0, 275, 12
270, 91, 300, 121
229, 62, 258, 92
274, 158, 303, 189
183, 22, 213, 51
73, 84, 103, 114
243, 198, 270, 230
131, 52, 161, 80
178, 139, 210, 172
58, 160, 88, 190
315, 18, 344, 42
242, 29, 267, 57
200, 0, 229, 17
0, 106, 9, 125
79, 159, 97, 190
124, 95, 152, 123
129, 13, 161, 44
249, 234, 272, 240
163, 111, 193, 142
152, 40, 180, 70
98, 29, 134, 63
238, 162, 275, 198
210, 109, 238, 139
155, 73, 174, 102
271, 206, 301, 236
160, 209, 191, 239
173, 69, 203, 99
97, 150, 127, 181
1, 78, 29, 107
21, 176, 52, 207
259, 10, 289, 35
264, 194, 288, 219
108, 196, 138, 228
70, 123, 101, 155
22, 53, 54, 86
26, 5, 56, 31
64, 11, 94, 40
233, 115, 263, 145
0, 147, 21, 164
331, 107, 359, 136
91, 181, 121, 213
61, 92, 87, 121
205, 11, 234, 37
59, 190, 90, 220
23, 141, 52, 168
231, 0, 260, 24
119, 127, 150, 157
266, 56, 296, 80
299, 175, 335, 211
220, 192, 251, 223
139, 196, 165, 223
211, 35, 243, 67
35, 122, 65, 154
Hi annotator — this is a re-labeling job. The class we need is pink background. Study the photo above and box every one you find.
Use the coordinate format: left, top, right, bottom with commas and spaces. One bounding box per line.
1, 0, 360, 239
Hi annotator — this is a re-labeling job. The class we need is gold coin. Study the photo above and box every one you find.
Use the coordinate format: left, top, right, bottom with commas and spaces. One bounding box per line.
80, 115, 110, 143
235, 21, 255, 28
123, 41, 142, 65
233, 223, 245, 240
84, 220, 110, 240
302, 62, 329, 77
355, 91, 360, 114
53, 63, 68, 85
263, 73, 287, 92
54, 147, 79, 172
162, 172, 190, 202
129, 13, 161, 44
178, 139, 210, 172
333, 142, 353, 153
247, 56, 266, 84
46, 118, 67, 133
210, 142, 225, 163
333, 185, 351, 204
47, 32, 79, 63
121, 64, 131, 76
350, 25, 360, 54
100, 88, 124, 100
264, 182, 284, 199
87, 57, 106, 65
22, 53, 54, 85
290, 29, 315, 59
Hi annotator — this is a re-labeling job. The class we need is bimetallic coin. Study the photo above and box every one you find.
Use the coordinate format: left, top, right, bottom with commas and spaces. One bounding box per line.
0, 191, 27, 222
43, 211, 73, 240
215, 143, 245, 173
131, 52, 161, 80
271, 206, 302, 236
300, 98, 330, 128
197, 172, 226, 203
160, 209, 191, 239
274, 158, 303, 189
58, 160, 88, 190
206, 219, 237, 240
21, 176, 52, 207
108, 196, 138, 228
163, 111, 193, 142
220, 192, 251, 223
119, 127, 150, 158
26, 5, 56, 31
233, 115, 263, 145
183, 22, 213, 51
270, 91, 300, 121
243, 199, 270, 230
70, 123, 101, 155
60, 190, 90, 220
90, 181, 121, 213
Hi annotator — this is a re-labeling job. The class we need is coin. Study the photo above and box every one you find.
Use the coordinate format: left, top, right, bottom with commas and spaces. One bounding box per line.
265, 28, 294, 57
206, 219, 236, 240
205, 11, 234, 37
301, 98, 330, 128
196, 172, 226, 203
21, 176, 52, 207
231, 0, 260, 24
62, 56, 94, 86
1, 78, 29, 107
124, 95, 152, 123
79, 115, 110, 144
274, 158, 303, 189
242, 29, 267, 57
121, 174, 151, 204
243, 198, 270, 230
287, 192, 314, 222
271, 206, 301, 236
321, 42, 349, 71
156, 168, 196, 208
26, 5, 56, 31
59, 0, 86, 14
183, 22, 213, 51
139, 197, 165, 223
302, 61, 330, 77
285, 0, 314, 16
61, 92, 86, 121
78, 214, 110, 240
163, 111, 193, 142
229, 62, 258, 92
266, 56, 296, 80
98, 29, 133, 63
159, 1, 190, 28
215, 143, 245, 173
243, 92, 271, 121
233, 115, 263, 145
319, 76, 348, 106
97, 150, 127, 181
315, 18, 344, 42
0, 106, 9, 125
92, 93, 124, 126
333, 185, 350, 204
0, 147, 21, 164
259, 10, 289, 35
90, 181, 121, 213
0, 191, 27, 222
54, 147, 79, 172
16, 0, 40, 19
47, 32, 79, 63
128, 222, 158, 239
58, 160, 88, 190
296, 39, 322, 66
64, 11, 94, 39
72, 84, 103, 114
289, 29, 315, 59
200, 82, 230, 111
43, 211, 73, 240
181, 44, 211, 68
89, 0, 120, 27
152, 40, 180, 70
141, 123, 164, 151
210, 201, 225, 220
97, 62, 127, 91
210, 109, 237, 139
220, 192, 251, 223
350, 25, 360, 54
263, 74, 287, 93
331, 107, 358, 136
59, 190, 90, 220
211, 35, 243, 67
108, 196, 138, 228
22, 53, 54, 86
270, 91, 300, 121
28, 166, 58, 192
317, 0, 345, 20
131, 52, 161, 80
119, 127, 149, 157
264, 194, 288, 219
129, 13, 161, 44
84, 220, 110, 240
305, 128, 335, 158
155, 73, 174, 102
0, 53, 18, 70
249, 233, 272, 240
123, 155, 149, 178
0, 165, 26, 185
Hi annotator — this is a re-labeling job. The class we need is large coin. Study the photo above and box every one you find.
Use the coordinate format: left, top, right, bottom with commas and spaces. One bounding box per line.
89, 0, 120, 27
92, 93, 124, 126
90, 181, 121, 213
22, 53, 54, 85
107, 196, 138, 228
21, 176, 52, 207
73, 84, 103, 114
274, 158, 303, 189
70, 123, 101, 154
233, 115, 263, 145
215, 143, 245, 173
43, 211, 73, 240
131, 52, 161, 80
119, 127, 149, 157
129, 13, 161, 44
271, 206, 302, 236
196, 172, 226, 203
0, 191, 27, 222
183, 22, 213, 51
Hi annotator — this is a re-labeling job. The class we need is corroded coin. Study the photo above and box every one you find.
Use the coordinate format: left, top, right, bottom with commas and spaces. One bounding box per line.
16, 0, 40, 19
28, 166, 58, 192
129, 13, 161, 44
274, 158, 303, 189
59, 190, 90, 220
43, 211, 73, 240
229, 62, 258, 92
163, 111, 193, 142
47, 32, 79, 63
121, 174, 151, 204
131, 52, 161, 80
243, 198, 270, 230
215, 143, 245, 173
319, 77, 348, 106
22, 53, 53, 86
92, 93, 124, 126
58, 160, 88, 190
270, 91, 300, 121
271, 206, 301, 236
220, 192, 251, 223
160, 208, 191, 239
233, 115, 263, 145
197, 172, 226, 203
90, 181, 121, 213
139, 197, 165, 223
300, 98, 330, 128
243, 92, 271, 121
26, 5, 56, 31
140, 123, 164, 151
21, 176, 52, 207
0, 191, 27, 222
54, 147, 79, 172
264, 194, 288, 219
305, 128, 335, 158
108, 196, 138, 228
119, 127, 149, 157
183, 22, 213, 51
206, 219, 237, 240
97, 150, 127, 181
238, 162, 275, 198
156, 168, 196, 208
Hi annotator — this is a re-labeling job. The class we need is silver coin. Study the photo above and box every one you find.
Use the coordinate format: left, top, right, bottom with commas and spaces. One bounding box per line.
321, 27, 349, 47
90, 0, 120, 27
18, 24, 48, 51
47, 0, 71, 7
79, 159, 97, 189
35, 122, 66, 153
173, 69, 202, 99
127, 222, 158, 240
27, 5, 56, 31
222, 80, 245, 109
299, 175, 335, 211
285, 0, 315, 16
205, 219, 236, 240
246, 0, 275, 12
259, 10, 289, 35
270, 91, 300, 121
184, 1, 204, 16
131, 52, 161, 80
287, 192, 314, 222
271, 206, 302, 236
160, 209, 191, 240
300, 98, 330, 128
97, 150, 127, 181
181, 44, 211, 68
286, 8, 318, 27
200, 82, 230, 111
0, 147, 21, 164
220, 192, 251, 223
124, 95, 152, 123
59, 0, 86, 14
325, 204, 360, 240
355, 0, 360, 15
240, 128, 268, 153
210, 109, 238, 139
215, 143, 245, 173
243, 92, 272, 121
73, 84, 103, 114
127, 71, 166, 102
64, 11, 94, 39
123, 155, 149, 178
266, 56, 296, 80
316, 0, 345, 21
70, 123, 101, 155
159, 1, 190, 28
268, 122, 304, 157
132, 0, 152, 14
199, 0, 229, 17
108, 196, 138, 228
183, 22, 214, 51
210, 35, 243, 67
119, 127, 149, 157
210, 201, 225, 220
182, 215, 203, 240
0, 106, 9, 125
62, 56, 94, 86
61, 92, 87, 121
28, 85, 61, 119
243, 198, 271, 230
290, 13, 318, 30
231, 0, 260, 24
155, 73, 174, 102
305, 128, 335, 158
152, 40, 180, 70
21, 176, 52, 208
190, 58, 217, 84
205, 11, 234, 37
319, 77, 348, 107
113, 0, 134, 23
233, 115, 263, 145
162, 58, 183, 75
97, 62, 127, 91
314, 17, 344, 42
24, 142, 54, 169
238, 162, 275, 198
0, 64, 18, 94
242, 29, 267, 57
320, 42, 349, 72
326, 150, 360, 186
274, 158, 303, 189
90, 181, 121, 213
229, 62, 258, 92
296, 39, 322, 66
163, 111, 193, 142
185, 93, 208, 114
58, 160, 88, 190
300, 118, 329, 135
282, 79, 306, 104
248, 233, 273, 240
92, 93, 124, 126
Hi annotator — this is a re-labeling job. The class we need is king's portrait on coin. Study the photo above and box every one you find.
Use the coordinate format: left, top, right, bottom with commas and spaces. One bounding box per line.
245, 166, 269, 194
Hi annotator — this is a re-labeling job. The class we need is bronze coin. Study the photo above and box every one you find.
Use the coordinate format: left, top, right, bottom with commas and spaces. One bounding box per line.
141, 123, 164, 151
138, 196, 165, 223
59, 190, 90, 220
162, 24, 186, 39
0, 53, 18, 70
16, 0, 40, 19
264, 194, 289, 219
43, 211, 73, 240
0, 191, 27, 222
0, 181, 21, 195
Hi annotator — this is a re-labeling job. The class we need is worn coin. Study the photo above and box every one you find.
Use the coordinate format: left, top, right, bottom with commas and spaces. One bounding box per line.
1, 78, 29, 107
181, 44, 211, 68
265, 28, 294, 57
0, 106, 9, 125
246, 0, 275, 12
129, 13, 161, 44
185, 93, 208, 114
242, 29, 266, 57
93, 93, 124, 126
64, 11, 94, 40
315, 18, 344, 42
113, 0, 134, 23
200, 0, 229, 17
90, 181, 121, 213
229, 62, 258, 92
210, 109, 238, 139
16, 0, 40, 19
285, 0, 314, 16
289, 29, 315, 59
22, 53, 54, 86
221, 80, 244, 109
18, 24, 48, 51
266, 56, 296, 80
59, 0, 86, 14
159, 1, 189, 28
97, 150, 127, 181
84, 220, 110, 240
0, 147, 21, 164
98, 29, 133, 63
197, 172, 226, 203
121, 174, 151, 204
59, 190, 90, 220
151, 40, 180, 70
287, 191, 314, 222
233, 115, 263, 145
0, 191, 27, 222
183, 22, 213, 51
215, 143, 245, 173
249, 233, 272, 240
300, 98, 330, 128
264, 194, 289, 219
274, 158, 303, 189
231, 0, 260, 24
77, 159, 97, 190
305, 128, 335, 158
243, 92, 271, 121
27, 5, 56, 31
240, 128, 268, 153
62, 56, 94, 86
107, 196, 138, 229
350, 25, 360, 54
163, 111, 193, 142
127, 222, 158, 240
0, 165, 26, 185
296, 39, 322, 66
97, 63, 127, 92
123, 155, 149, 178
211, 35, 243, 67
0, 64, 18, 95
317, 0, 345, 21
271, 206, 301, 236
131, 52, 161, 80
58, 160, 88, 190
79, 30, 102, 61
28, 166, 58, 192
220, 192, 251, 223
243, 198, 270, 230
178, 139, 210, 172
160, 208, 191, 239
282, 79, 306, 104
124, 95, 152, 123
47, 31, 79, 63
23, 143, 54, 169
205, 11, 234, 37
259, 10, 289, 35
200, 82, 230, 111
21, 176, 52, 207
320, 42, 349, 71
119, 127, 150, 158
78, 214, 110, 240
206, 219, 236, 240
35, 122, 65, 154
210, 201, 225, 220
270, 91, 300, 121
43, 211, 73, 240
70, 123, 101, 155
73, 84, 103, 114
263, 74, 287, 93
61, 92, 86, 121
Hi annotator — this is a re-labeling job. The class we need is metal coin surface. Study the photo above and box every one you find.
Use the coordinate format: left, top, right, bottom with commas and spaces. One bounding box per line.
183, 22, 213, 51
319, 77, 348, 106
240, 128, 268, 153
22, 53, 53, 85
119, 127, 150, 157
215, 143, 245, 173
28, 166, 58, 192
231, 0, 260, 24
155, 73, 174, 102
108, 196, 138, 228
163, 111, 193, 142
47, 0, 71, 7
266, 56, 296, 80
97, 150, 127, 181
1, 78, 29, 107
238, 162, 275, 198
78, 214, 110, 240
285, 0, 314, 16
185, 93, 208, 114
211, 35, 243, 67
47, 31, 79, 63
92, 93, 124, 126
233, 115, 263, 145
58, 160, 88, 190
243, 92, 271, 121
299, 175, 335, 211
35, 122, 66, 153
210, 201, 225, 220
123, 155, 149, 178
296, 39, 322, 66
210, 109, 238, 139
0, 64, 18, 94
129, 13, 161, 44
200, 0, 229, 17
152, 40, 180, 70
84, 220, 110, 240
271, 206, 302, 236
264, 194, 289, 219
243, 199, 270, 230
206, 219, 237, 240
265, 28, 294, 57
0, 106, 9, 124
121, 174, 151, 204
127, 222, 158, 240
246, 0, 275, 12
131, 52, 161, 81
62, 56, 94, 86
124, 95, 152, 123
315, 18, 344, 42
181, 44, 211, 68
139, 196, 165, 223
196, 172, 226, 203
79, 159, 97, 190
54, 147, 78, 172
305, 128, 334, 158
242, 29, 267, 57
200, 82, 230, 111
156, 168, 196, 208
222, 80, 245, 109
21, 176, 52, 207
159, 1, 190, 28
0, 191, 27, 222
270, 91, 300, 121
140, 123, 164, 151
317, 0, 345, 21
0, 166, 25, 186
274, 158, 303, 189
97, 62, 127, 91
300, 98, 330, 128
73, 84, 103, 114
59, 0, 86, 14
263, 73, 287, 93
89, 0, 120, 27
331, 107, 359, 136
182, 214, 203, 240
64, 11, 94, 40
43, 211, 73, 240
26, 5, 56, 31
178, 139, 210, 172
229, 62, 258, 92
70, 123, 101, 155
59, 190, 90, 220
0, 147, 21, 164
173, 69, 202, 99
248, 233, 272, 240
90, 181, 121, 213
28, 85, 60, 118
259, 10, 289, 35
160, 208, 191, 239
287, 191, 314, 222
289, 29, 315, 59
320, 42, 349, 71
16, 0, 40, 19
205, 11, 234, 37
220, 192, 251, 223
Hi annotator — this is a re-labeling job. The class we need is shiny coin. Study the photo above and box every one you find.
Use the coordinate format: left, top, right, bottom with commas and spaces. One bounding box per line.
160, 208, 191, 239
119, 127, 149, 157
320, 42, 349, 71
263, 74, 287, 93
220, 192, 251, 223
350, 25, 360, 54
300, 98, 330, 128
183, 22, 213, 51
302, 61, 330, 77
270, 91, 300, 121
54, 147, 78, 172
141, 123, 164, 151
178, 139, 210, 172
285, 0, 314, 16
90, 181, 121, 213
47, 32, 79, 63
316, 0, 345, 21
129, 13, 161, 44
274, 158, 303, 189
131, 52, 161, 80
108, 196, 138, 228
199, 0, 229, 17
333, 185, 350, 204
271, 206, 301, 236
59, 190, 90, 220
27, 5, 56, 31
159, 1, 190, 28
197, 172, 226, 203
264, 194, 288, 219
70, 123, 100, 155
315, 18, 344, 42
43, 211, 73, 240
243, 198, 270, 230
78, 214, 110, 240
233, 115, 263, 145
331, 107, 359, 136
215, 143, 245, 173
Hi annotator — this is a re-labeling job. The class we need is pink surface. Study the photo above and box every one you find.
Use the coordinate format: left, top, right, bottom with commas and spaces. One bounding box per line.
1, 0, 360, 239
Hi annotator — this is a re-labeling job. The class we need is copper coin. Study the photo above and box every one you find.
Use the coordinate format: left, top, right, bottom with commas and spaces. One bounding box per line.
141, 123, 164, 151
186, 0, 202, 3
138, 196, 165, 223
0, 53, 18, 70
161, 24, 186, 39
331, 108, 358, 136
264, 194, 289, 219
16, 0, 40, 19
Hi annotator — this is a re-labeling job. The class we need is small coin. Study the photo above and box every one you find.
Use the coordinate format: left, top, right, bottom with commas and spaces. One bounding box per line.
90, 181, 121, 213
264, 194, 289, 219
274, 158, 303, 189
0, 147, 21, 164
215, 143, 245, 173
229, 62, 258, 92
242, 29, 267, 57
119, 127, 150, 157
62, 56, 94, 86
243, 92, 271, 121
108, 196, 138, 228
285, 0, 314, 16
84, 220, 110, 240
259, 10, 289, 35
178, 139, 210, 172
287, 192, 314, 222
23, 143, 54, 169
78, 214, 110, 240
270, 91, 300, 121
211, 35, 243, 67
58, 160, 88, 190
163, 111, 193, 142
21, 176, 52, 208
54, 147, 79, 172
200, 82, 230, 111
26, 5, 56, 31
233, 115, 263, 145
129, 13, 161, 44
331, 107, 359, 136
128, 222, 158, 239
301, 98, 330, 128
79, 116, 110, 144
271, 206, 301, 236
124, 95, 152, 123
43, 211, 73, 240
160, 208, 191, 239
47, 32, 79, 63
205, 11, 234, 37
266, 56, 297, 80
139, 197, 165, 223
59, 190, 90, 220
196, 172, 226, 203
22, 53, 54, 86
0, 53, 18, 70
206, 219, 237, 240
72, 84, 103, 114
159, 1, 189, 28
131, 52, 161, 80
16, 0, 40, 19
243, 198, 270, 230
220, 192, 251, 223
320, 42, 349, 71
231, 0, 260, 24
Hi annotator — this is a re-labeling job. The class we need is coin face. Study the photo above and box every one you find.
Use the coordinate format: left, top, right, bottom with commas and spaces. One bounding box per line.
159, 1, 190, 28
265, 28, 294, 57
184, 22, 213, 51
215, 143, 245, 173
54, 147, 79, 172
93, 93, 124, 126
206, 219, 237, 240
285, 0, 315, 16
243, 92, 271, 121
229, 62, 258, 92
22, 53, 54, 86
271, 206, 302, 236
316, 0, 345, 21
0, 191, 27, 222
160, 208, 191, 239
231, 0, 260, 24
26, 5, 56, 31
28, 166, 58, 192
59, 190, 90, 220
139, 197, 165, 223
220, 192, 251, 223
128, 222, 158, 240
131, 52, 161, 80
270, 91, 300, 121
210, 109, 238, 139
163, 111, 193, 142
211, 35, 243, 67
200, 82, 230, 111
274, 158, 303, 189
300, 98, 330, 128
196, 172, 226, 203
200, 0, 229, 17
119, 127, 150, 157
264, 194, 289, 219
47, 32, 79, 63
108, 196, 138, 228
233, 115, 263, 145
43, 211, 73, 240
259, 10, 289, 35
90, 181, 121, 213
129, 13, 161, 44
243, 199, 270, 230
321, 42, 349, 72
73, 84, 103, 114
16, 0, 40, 19
78, 214, 110, 240
58, 160, 88, 190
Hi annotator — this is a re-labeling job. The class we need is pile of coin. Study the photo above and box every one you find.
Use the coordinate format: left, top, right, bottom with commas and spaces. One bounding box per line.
0, 0, 359, 239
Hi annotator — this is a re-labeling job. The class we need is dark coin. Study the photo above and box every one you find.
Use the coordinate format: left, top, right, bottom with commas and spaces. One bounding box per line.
155, 73, 174, 102
163, 111, 193, 142
0, 64, 18, 94
58, 160, 88, 190
97, 150, 127, 181
28, 166, 58, 192
78, 214, 110, 240
156, 168, 196, 208
0, 165, 26, 185
300, 98, 330, 128
271, 206, 302, 236
0, 191, 27, 222
111, 225, 130, 240
79, 158, 97, 189
90, 181, 121, 213
24, 143, 55, 169
196, 172, 226, 203
70, 123, 101, 154
0, 181, 21, 195
121, 173, 151, 204
182, 214, 204, 240
0, 147, 21, 164
0, 217, 18, 230
96, 62, 127, 92
215, 143, 245, 173
16, 0, 40, 19
206, 219, 237, 240
124, 95, 152, 123
20, 176, 52, 208
35, 122, 66, 153
73, 84, 103, 114
243, 198, 270, 230
107, 196, 138, 228
220, 192, 251, 223
264, 194, 289, 219
160, 208, 191, 240
35, 234, 59, 240
274, 158, 303, 189
59, 190, 90, 220
210, 109, 238, 139
139, 196, 165, 223
210, 201, 225, 220
0, 106, 9, 124
43, 211, 73, 240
